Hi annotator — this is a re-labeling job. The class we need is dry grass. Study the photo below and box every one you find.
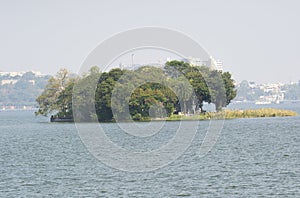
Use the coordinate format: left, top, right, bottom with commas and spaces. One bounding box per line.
167, 108, 297, 121
223, 108, 297, 119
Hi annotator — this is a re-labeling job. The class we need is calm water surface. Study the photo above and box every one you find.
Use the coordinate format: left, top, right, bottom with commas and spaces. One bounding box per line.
0, 104, 299, 197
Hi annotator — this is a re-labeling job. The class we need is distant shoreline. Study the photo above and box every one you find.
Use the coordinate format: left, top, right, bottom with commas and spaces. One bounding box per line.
0, 108, 37, 111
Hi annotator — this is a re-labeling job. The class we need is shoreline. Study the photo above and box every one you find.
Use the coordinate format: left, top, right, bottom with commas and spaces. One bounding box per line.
166, 108, 297, 121
49, 108, 298, 123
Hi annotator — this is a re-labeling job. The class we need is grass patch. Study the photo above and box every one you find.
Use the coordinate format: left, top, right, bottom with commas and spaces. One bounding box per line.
166, 108, 297, 121
223, 108, 297, 119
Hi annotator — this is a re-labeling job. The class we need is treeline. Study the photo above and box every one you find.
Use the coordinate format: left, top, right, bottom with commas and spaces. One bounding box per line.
35, 61, 236, 121
284, 83, 300, 100
0, 71, 50, 106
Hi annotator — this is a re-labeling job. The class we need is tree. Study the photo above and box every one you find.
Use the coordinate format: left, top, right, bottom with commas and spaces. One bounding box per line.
185, 67, 210, 112
222, 72, 237, 106
73, 66, 101, 121
35, 69, 74, 116
165, 61, 211, 112
165, 60, 189, 76
95, 68, 125, 121
55, 79, 76, 118
129, 83, 177, 120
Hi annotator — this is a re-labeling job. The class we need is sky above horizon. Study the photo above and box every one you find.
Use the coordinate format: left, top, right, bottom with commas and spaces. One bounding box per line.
0, 0, 299, 84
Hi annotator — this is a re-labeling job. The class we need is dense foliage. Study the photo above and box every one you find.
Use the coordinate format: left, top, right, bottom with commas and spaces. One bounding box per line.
35, 69, 76, 118
35, 61, 237, 121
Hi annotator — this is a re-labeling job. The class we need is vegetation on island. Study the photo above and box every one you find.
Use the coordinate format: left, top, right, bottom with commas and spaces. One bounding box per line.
35, 61, 298, 122
167, 108, 297, 121
223, 108, 297, 118
35, 69, 76, 119
35, 61, 237, 121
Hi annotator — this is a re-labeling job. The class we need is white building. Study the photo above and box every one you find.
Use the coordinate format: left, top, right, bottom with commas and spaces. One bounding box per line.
182, 56, 223, 71
1, 79, 18, 85
0, 70, 43, 77
215, 60, 223, 71
0, 71, 24, 77
182, 57, 209, 66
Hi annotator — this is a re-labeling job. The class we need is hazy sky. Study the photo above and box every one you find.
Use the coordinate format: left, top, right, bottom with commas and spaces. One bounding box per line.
0, 0, 299, 83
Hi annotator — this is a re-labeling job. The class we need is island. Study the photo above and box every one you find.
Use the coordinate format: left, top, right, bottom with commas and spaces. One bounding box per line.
34, 61, 297, 122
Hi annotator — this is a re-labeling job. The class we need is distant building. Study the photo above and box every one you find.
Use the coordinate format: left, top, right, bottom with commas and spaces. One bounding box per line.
182, 56, 223, 71
181, 57, 209, 66
215, 60, 223, 71
1, 79, 18, 85
0, 71, 25, 77
0, 70, 44, 77
28, 80, 35, 85
248, 81, 256, 89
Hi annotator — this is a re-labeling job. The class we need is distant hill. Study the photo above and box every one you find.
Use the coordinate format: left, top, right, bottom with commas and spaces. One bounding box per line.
0, 71, 51, 106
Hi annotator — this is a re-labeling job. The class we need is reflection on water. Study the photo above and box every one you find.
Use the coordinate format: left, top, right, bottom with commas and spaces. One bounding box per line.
0, 104, 299, 197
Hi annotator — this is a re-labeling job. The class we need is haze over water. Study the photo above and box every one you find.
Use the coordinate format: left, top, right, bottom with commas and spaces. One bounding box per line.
0, 103, 299, 197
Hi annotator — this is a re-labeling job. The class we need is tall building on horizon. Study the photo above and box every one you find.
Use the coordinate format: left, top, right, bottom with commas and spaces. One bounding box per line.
215, 60, 223, 71
181, 56, 223, 71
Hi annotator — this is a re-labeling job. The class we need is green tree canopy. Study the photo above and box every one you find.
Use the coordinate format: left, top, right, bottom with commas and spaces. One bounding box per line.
36, 63, 237, 121
35, 68, 75, 116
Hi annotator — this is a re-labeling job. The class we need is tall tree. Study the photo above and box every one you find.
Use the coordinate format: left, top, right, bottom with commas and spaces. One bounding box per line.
35, 69, 74, 116
73, 66, 101, 121
222, 72, 237, 107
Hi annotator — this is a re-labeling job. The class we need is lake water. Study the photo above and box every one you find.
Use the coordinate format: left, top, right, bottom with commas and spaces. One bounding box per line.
0, 104, 299, 197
